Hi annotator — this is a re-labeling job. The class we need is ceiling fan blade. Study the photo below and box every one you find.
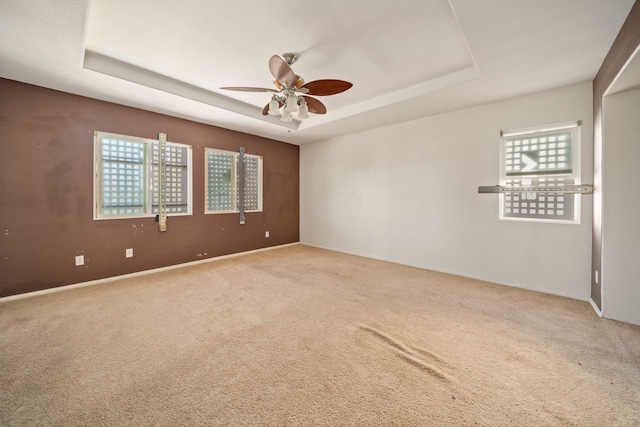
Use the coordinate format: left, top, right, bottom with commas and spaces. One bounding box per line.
301, 80, 353, 96
269, 55, 295, 88
302, 96, 327, 114
221, 86, 279, 93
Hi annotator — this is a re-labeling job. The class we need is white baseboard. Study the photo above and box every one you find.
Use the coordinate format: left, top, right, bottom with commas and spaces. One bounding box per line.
589, 298, 603, 317
301, 243, 592, 302
604, 313, 640, 327
0, 242, 299, 303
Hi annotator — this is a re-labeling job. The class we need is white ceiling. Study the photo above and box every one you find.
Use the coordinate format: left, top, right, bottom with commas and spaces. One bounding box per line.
0, 0, 635, 145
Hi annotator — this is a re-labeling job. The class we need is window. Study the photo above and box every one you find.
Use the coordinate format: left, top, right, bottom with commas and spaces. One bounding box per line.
205, 148, 262, 214
94, 131, 192, 219
499, 122, 581, 223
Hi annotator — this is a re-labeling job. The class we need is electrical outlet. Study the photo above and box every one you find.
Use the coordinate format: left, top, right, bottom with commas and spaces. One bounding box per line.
75, 255, 84, 266
265, 231, 270, 238
126, 248, 133, 258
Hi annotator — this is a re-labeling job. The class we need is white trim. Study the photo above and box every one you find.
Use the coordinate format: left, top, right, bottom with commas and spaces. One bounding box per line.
83, 51, 298, 131
498, 122, 582, 224
0, 243, 299, 303
501, 120, 580, 137
589, 298, 603, 318
602, 314, 640, 327
204, 148, 238, 213
498, 215, 581, 225
94, 131, 193, 220
204, 148, 263, 215
603, 45, 640, 97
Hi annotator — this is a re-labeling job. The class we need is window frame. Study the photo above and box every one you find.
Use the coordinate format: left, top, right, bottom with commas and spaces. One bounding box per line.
93, 131, 193, 220
498, 121, 581, 224
204, 147, 263, 215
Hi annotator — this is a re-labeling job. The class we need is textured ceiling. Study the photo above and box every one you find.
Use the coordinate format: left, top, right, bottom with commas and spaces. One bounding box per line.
0, 0, 635, 144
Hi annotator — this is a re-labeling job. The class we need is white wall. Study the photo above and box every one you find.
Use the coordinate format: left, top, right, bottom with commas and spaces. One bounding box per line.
301, 83, 593, 299
602, 89, 640, 325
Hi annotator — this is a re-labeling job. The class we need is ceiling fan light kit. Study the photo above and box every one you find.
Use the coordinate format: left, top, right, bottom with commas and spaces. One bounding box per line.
221, 53, 353, 122
285, 95, 299, 113
298, 98, 309, 119
268, 96, 280, 115
280, 109, 293, 122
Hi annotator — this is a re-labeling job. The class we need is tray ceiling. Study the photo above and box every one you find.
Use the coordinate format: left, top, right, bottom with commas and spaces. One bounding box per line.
0, 0, 635, 144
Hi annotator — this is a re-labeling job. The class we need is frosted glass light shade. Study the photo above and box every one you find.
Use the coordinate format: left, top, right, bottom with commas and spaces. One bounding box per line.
285, 95, 298, 112
268, 98, 280, 115
297, 100, 309, 119
280, 108, 293, 122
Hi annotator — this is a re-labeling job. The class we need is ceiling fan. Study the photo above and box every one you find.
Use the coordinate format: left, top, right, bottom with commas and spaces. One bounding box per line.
221, 53, 353, 122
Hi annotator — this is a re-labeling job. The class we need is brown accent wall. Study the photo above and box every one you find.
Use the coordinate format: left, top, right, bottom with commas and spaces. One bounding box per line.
591, 0, 640, 309
0, 78, 299, 297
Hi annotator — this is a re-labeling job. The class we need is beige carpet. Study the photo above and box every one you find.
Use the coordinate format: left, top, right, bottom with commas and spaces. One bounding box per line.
1, 245, 639, 426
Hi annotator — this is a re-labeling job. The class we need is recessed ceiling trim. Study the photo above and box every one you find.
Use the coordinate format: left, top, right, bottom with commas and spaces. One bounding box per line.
298, 65, 480, 130
82, 50, 479, 134
82, 50, 299, 131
